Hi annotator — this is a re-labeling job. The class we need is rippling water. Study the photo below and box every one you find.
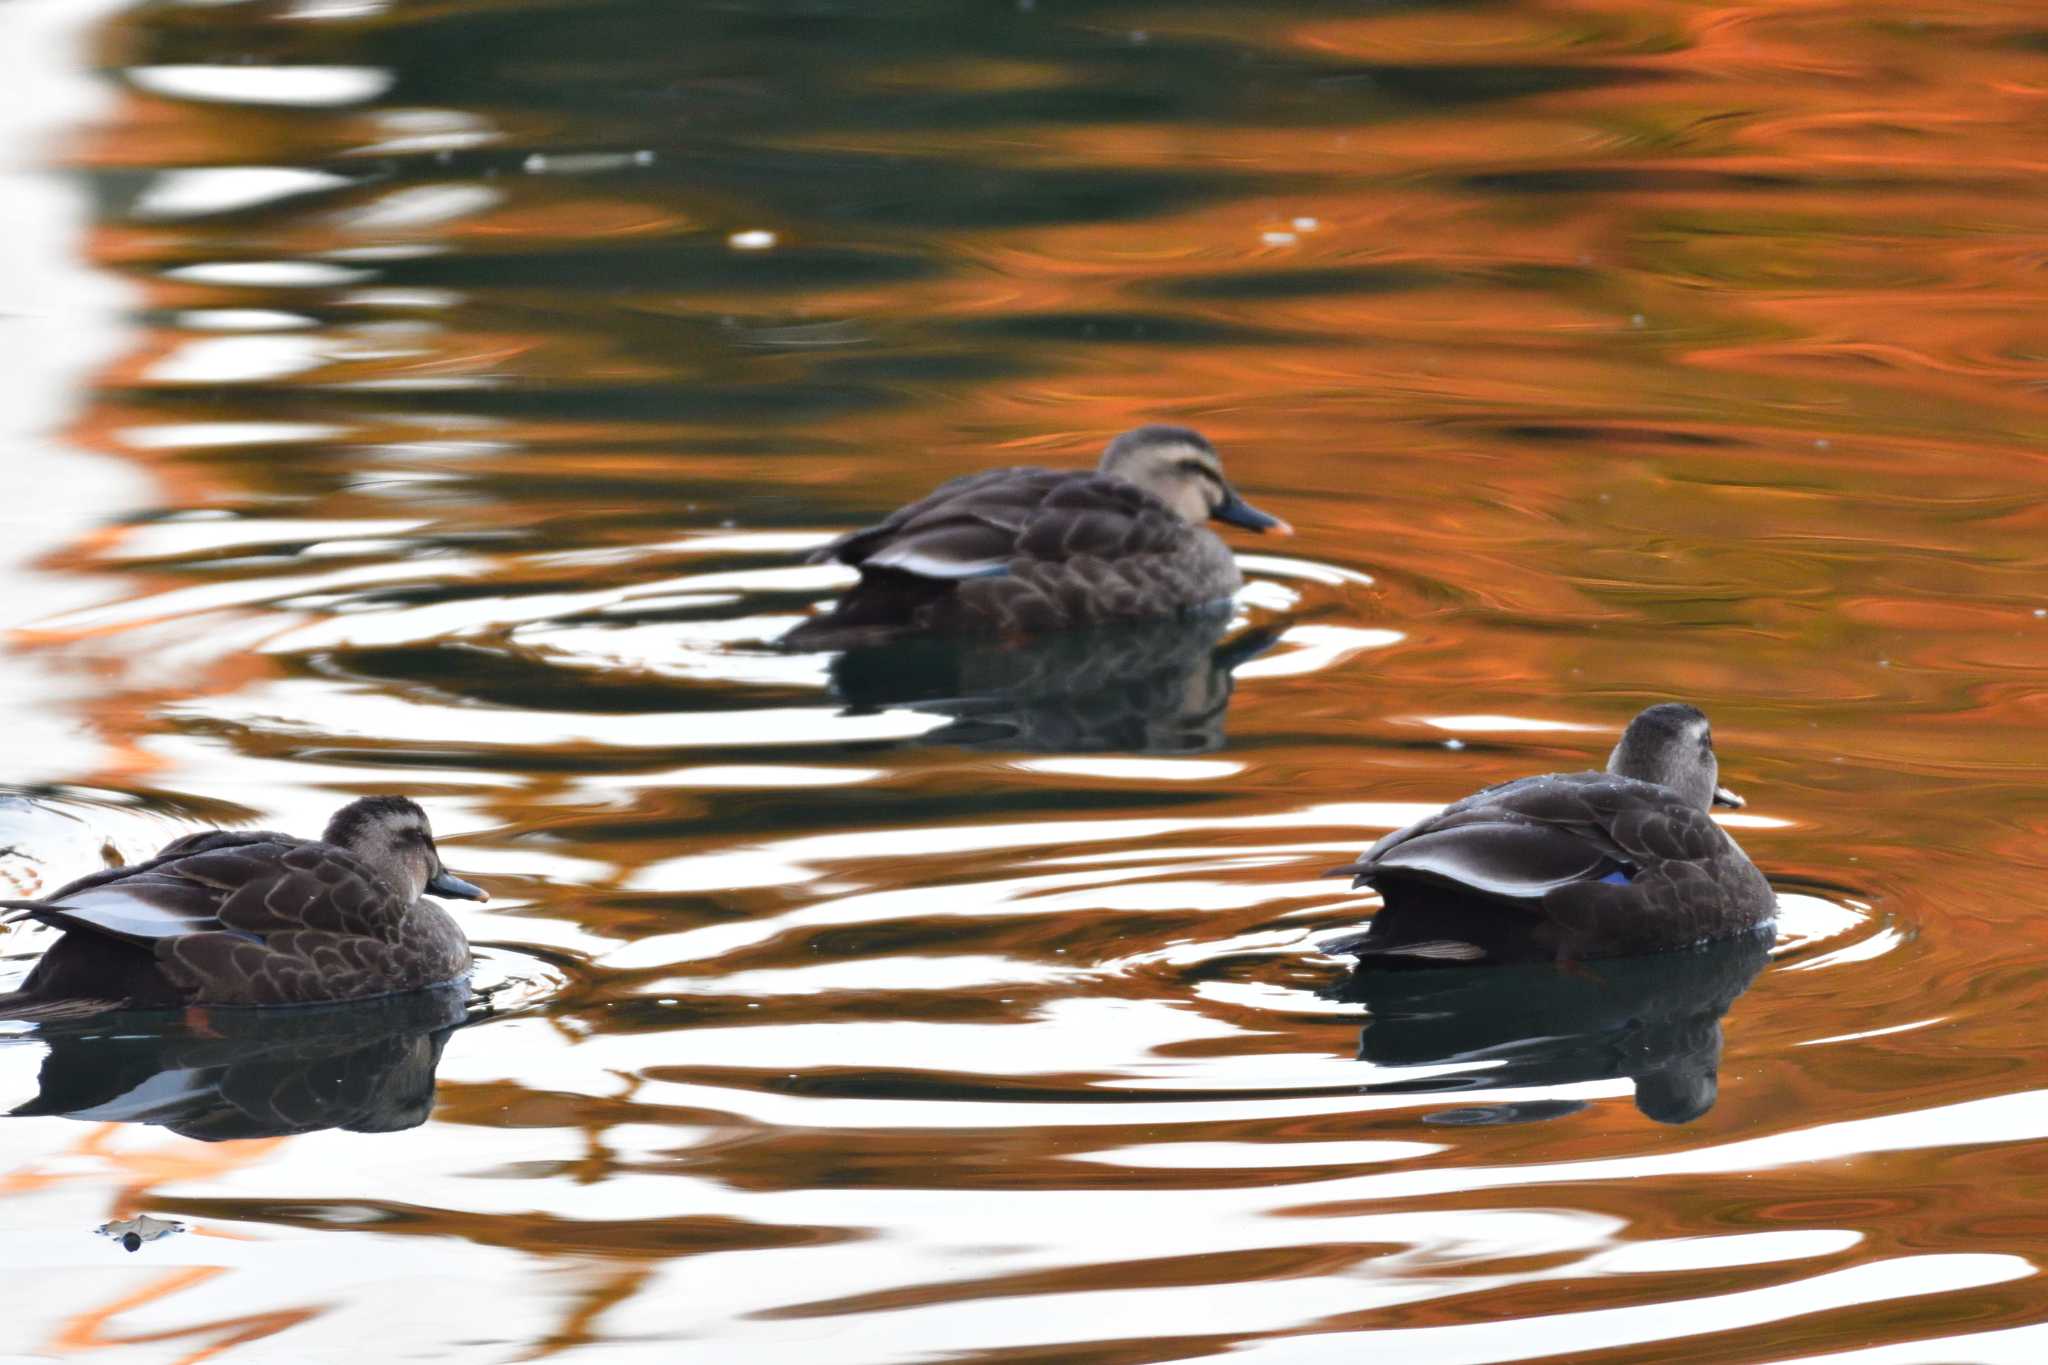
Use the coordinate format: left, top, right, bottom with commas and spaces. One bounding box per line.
1, 0, 2046, 1359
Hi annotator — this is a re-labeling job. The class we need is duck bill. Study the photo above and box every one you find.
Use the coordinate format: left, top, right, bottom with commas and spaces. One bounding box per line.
428, 870, 489, 902
1211, 486, 1292, 535
1712, 785, 1745, 810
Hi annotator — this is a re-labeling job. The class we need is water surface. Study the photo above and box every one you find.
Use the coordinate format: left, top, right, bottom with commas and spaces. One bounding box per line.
2, 0, 2046, 1360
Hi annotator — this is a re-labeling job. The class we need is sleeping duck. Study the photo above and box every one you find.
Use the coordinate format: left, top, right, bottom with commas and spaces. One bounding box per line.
783, 425, 1290, 647
1325, 703, 1775, 965
0, 796, 485, 1018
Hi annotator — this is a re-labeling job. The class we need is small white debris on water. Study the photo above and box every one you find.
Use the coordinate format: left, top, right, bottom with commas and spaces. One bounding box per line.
1261, 231, 1297, 247
729, 229, 777, 250
1815, 438, 1831, 449
1629, 313, 1646, 328
2034, 608, 2045, 618
1444, 739, 1466, 750
1291, 216, 1319, 231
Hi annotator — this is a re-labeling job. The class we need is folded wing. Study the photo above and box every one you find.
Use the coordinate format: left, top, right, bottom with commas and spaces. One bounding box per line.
815, 469, 1188, 583
1341, 820, 1627, 899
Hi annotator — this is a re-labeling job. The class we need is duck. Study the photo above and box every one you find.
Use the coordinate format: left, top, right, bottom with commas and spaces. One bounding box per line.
1324, 703, 1775, 965
782, 425, 1290, 648
0, 796, 486, 1018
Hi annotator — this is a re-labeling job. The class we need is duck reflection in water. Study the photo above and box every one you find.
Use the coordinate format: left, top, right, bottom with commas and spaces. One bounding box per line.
1326, 927, 1772, 1125
829, 612, 1280, 753
5, 985, 473, 1141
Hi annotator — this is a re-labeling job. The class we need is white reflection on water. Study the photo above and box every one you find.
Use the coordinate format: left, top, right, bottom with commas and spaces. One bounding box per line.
1773, 893, 1882, 960
354, 107, 502, 156
1202, 1256, 2030, 1365
338, 184, 503, 233
618, 802, 1439, 903
127, 64, 395, 106
514, 618, 835, 687
133, 167, 354, 219
1415, 713, 1606, 733
265, 588, 628, 652
1236, 553, 1375, 588
145, 333, 331, 384
623, 764, 887, 789
1076, 1139, 1447, 1168
27, 557, 490, 639
643, 953, 1089, 997
164, 260, 373, 287
1797, 1018, 1944, 1048
1233, 624, 1404, 679
169, 683, 945, 749
1019, 757, 1245, 782
175, 308, 318, 331
1791, 1322, 2048, 1364
115, 418, 350, 448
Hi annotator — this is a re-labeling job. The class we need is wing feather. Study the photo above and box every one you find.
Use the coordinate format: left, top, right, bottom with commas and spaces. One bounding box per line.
1361, 822, 1622, 899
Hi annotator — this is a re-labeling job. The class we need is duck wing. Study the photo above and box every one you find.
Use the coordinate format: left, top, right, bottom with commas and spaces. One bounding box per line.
1331, 773, 1630, 899
48, 833, 409, 942
8, 831, 307, 946
811, 468, 1060, 578
815, 469, 1189, 581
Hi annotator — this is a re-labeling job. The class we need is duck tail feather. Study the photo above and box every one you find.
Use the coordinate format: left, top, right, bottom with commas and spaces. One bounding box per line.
1320, 932, 1485, 962
1376, 940, 1487, 962
0, 993, 122, 1023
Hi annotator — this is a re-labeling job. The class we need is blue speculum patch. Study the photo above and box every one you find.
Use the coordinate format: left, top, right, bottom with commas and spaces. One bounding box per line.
1600, 868, 1634, 885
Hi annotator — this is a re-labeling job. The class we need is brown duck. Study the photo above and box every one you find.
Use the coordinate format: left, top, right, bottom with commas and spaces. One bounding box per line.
783, 425, 1290, 647
1324, 704, 1775, 965
0, 796, 486, 1018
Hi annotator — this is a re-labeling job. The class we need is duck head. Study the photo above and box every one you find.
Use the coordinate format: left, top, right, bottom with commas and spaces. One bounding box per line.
1099, 425, 1292, 535
323, 796, 489, 904
1606, 703, 1745, 811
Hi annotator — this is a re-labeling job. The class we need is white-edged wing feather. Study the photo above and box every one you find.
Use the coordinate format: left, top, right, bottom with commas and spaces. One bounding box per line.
1366, 822, 1619, 899
863, 542, 1013, 580
33, 884, 225, 942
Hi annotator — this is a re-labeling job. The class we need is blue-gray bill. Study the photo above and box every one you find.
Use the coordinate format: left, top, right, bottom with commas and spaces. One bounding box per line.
428, 871, 489, 901
1211, 487, 1291, 534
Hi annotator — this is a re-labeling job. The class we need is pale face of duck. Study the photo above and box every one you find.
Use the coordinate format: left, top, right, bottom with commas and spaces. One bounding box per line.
1606, 703, 1745, 811
1098, 425, 1292, 534
322, 796, 489, 904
